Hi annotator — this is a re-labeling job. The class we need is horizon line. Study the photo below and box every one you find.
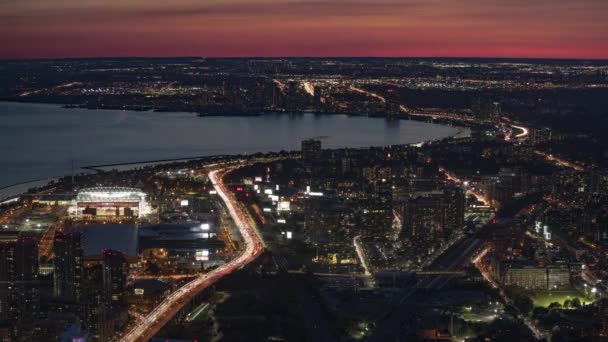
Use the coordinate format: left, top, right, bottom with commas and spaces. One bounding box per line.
2, 56, 608, 62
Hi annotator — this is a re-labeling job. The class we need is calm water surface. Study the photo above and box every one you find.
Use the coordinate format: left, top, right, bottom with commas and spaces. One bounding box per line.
0, 101, 466, 189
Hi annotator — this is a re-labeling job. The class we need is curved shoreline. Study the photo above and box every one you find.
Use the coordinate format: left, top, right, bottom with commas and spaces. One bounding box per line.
1, 132, 470, 202
0, 101, 472, 200
0, 178, 61, 202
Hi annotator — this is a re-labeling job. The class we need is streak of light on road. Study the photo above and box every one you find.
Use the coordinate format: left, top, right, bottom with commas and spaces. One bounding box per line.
130, 274, 196, 280
472, 246, 490, 264
349, 85, 386, 102
511, 124, 529, 138
534, 150, 584, 171
391, 209, 402, 241
351, 84, 489, 125
400, 104, 480, 123
302, 81, 315, 96
354, 83, 531, 144
438, 167, 491, 206
273, 79, 287, 95
120, 167, 263, 342
504, 123, 529, 142
353, 235, 372, 276
392, 209, 402, 229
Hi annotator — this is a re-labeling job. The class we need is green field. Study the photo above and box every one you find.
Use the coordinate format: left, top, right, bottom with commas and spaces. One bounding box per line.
531, 290, 593, 308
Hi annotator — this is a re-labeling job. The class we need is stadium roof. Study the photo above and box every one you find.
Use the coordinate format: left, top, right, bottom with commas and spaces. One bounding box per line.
76, 187, 146, 202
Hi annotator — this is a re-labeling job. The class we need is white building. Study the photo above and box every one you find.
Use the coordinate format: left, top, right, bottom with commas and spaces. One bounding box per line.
71, 187, 151, 218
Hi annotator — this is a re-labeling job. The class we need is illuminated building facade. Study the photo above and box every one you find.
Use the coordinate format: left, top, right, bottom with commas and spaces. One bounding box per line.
503, 264, 548, 290
547, 266, 572, 290
0, 237, 40, 339
401, 187, 464, 240
502, 263, 572, 290
402, 191, 445, 239
73, 187, 151, 218
53, 231, 83, 301
102, 249, 128, 309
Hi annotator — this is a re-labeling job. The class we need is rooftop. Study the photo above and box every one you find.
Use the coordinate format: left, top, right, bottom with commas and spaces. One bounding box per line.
76, 187, 146, 202
74, 224, 138, 257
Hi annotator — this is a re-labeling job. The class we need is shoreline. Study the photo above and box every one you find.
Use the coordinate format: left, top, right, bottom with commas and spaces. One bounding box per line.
0, 130, 470, 202
0, 100, 481, 132
0, 99, 478, 122
0, 100, 473, 201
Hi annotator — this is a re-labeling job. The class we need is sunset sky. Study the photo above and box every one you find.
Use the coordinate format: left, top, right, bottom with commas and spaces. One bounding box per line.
1, 0, 607, 59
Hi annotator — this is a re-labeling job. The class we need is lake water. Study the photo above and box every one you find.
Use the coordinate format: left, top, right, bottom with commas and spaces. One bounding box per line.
0, 101, 467, 192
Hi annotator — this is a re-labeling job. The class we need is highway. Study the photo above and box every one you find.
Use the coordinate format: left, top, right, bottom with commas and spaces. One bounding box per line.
349, 83, 535, 146
534, 149, 585, 171
119, 167, 264, 342
302, 81, 315, 96
353, 235, 372, 276
349, 85, 387, 103
511, 124, 529, 139
439, 166, 491, 206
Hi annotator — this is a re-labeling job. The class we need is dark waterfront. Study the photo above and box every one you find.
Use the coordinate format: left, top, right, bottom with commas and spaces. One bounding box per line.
0, 101, 465, 189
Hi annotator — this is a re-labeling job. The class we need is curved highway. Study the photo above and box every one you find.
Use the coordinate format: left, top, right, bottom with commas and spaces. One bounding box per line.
120, 167, 264, 342
511, 124, 529, 139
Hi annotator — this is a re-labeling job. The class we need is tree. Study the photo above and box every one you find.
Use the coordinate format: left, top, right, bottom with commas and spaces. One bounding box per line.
532, 307, 549, 319
548, 302, 562, 310
514, 296, 534, 315
571, 297, 581, 308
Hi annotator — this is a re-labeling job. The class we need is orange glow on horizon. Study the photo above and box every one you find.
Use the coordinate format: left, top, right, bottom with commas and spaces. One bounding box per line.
1, 0, 607, 59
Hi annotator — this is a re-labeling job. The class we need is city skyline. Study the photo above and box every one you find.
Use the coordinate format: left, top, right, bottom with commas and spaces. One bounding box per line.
1, 56, 608, 341
2, 0, 608, 59
1, 1, 608, 339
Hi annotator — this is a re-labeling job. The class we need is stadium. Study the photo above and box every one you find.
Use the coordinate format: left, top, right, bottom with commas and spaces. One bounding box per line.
72, 187, 151, 218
